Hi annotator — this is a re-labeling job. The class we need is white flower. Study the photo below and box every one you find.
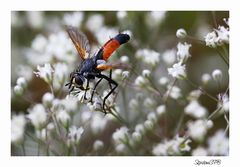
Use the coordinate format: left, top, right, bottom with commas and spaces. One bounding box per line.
156, 105, 166, 117
81, 110, 92, 123
132, 132, 142, 143
152, 142, 168, 155
176, 28, 187, 39
54, 63, 68, 82
215, 26, 229, 44
16, 65, 33, 81
222, 94, 229, 112
136, 49, 160, 67
36, 128, 47, 140
56, 109, 70, 127
212, 69, 222, 82
167, 85, 182, 99
31, 34, 48, 52
91, 113, 108, 135
67, 126, 84, 146
46, 31, 74, 63
135, 123, 145, 135
112, 69, 123, 81
187, 120, 210, 141
11, 114, 26, 143
112, 126, 129, 144
96, 27, 119, 44
42, 92, 54, 107
26, 11, 44, 29
86, 14, 104, 33
16, 77, 27, 88
27, 104, 47, 129
208, 130, 229, 155
34, 63, 54, 84
147, 112, 157, 123
63, 12, 84, 27
201, 73, 211, 84
205, 31, 218, 48
158, 77, 169, 86
120, 55, 129, 63
147, 11, 166, 26
168, 62, 186, 79
129, 98, 139, 112
152, 135, 191, 156
142, 69, 151, 78
122, 71, 129, 79
187, 90, 202, 101
162, 49, 176, 65
143, 97, 156, 108
184, 100, 208, 119
144, 120, 154, 130
192, 147, 208, 156
176, 42, 192, 63
93, 140, 104, 151
134, 76, 148, 88
61, 96, 78, 112
115, 143, 127, 153
13, 85, 23, 96
117, 11, 127, 20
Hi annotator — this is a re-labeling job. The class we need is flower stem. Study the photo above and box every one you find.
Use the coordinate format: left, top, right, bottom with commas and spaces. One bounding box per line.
109, 108, 128, 126
185, 77, 218, 102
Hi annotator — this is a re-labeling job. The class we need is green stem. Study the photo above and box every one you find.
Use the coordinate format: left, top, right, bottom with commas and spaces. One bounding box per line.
207, 106, 222, 121
109, 108, 128, 126
21, 142, 26, 156
216, 48, 229, 66
185, 77, 218, 102
163, 78, 177, 103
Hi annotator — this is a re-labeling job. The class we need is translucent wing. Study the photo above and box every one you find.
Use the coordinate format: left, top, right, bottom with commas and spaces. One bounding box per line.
66, 26, 91, 60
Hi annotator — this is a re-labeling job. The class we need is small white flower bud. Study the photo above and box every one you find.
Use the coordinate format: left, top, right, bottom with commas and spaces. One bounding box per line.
135, 124, 145, 135
158, 77, 169, 86
142, 69, 151, 78
201, 73, 211, 84
120, 55, 129, 63
206, 120, 214, 129
14, 85, 23, 96
93, 140, 104, 151
42, 92, 54, 107
144, 120, 154, 131
132, 132, 142, 143
176, 28, 187, 39
156, 105, 166, 117
147, 112, 157, 123
212, 69, 222, 82
122, 71, 129, 79
16, 77, 27, 88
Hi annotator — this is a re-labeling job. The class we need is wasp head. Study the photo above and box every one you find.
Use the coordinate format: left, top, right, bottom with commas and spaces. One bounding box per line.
66, 72, 86, 91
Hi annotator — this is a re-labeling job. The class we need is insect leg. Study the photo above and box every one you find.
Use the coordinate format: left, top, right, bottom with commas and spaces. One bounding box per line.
108, 69, 113, 90
84, 79, 90, 100
97, 74, 118, 114
90, 78, 103, 103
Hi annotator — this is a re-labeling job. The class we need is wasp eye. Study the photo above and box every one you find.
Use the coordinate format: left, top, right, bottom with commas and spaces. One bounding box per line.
74, 75, 85, 86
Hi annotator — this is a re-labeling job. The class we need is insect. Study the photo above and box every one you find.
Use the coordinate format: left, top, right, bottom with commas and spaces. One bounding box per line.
65, 26, 130, 113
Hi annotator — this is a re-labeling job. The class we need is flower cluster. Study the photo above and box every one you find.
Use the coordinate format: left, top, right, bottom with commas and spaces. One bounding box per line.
11, 11, 229, 156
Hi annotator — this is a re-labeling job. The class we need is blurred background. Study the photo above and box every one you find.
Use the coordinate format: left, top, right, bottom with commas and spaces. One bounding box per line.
11, 11, 229, 156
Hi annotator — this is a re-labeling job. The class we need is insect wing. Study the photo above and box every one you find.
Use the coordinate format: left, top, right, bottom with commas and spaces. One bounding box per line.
66, 26, 91, 60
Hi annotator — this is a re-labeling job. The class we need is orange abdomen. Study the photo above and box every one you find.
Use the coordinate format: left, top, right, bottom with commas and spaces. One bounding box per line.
102, 39, 120, 61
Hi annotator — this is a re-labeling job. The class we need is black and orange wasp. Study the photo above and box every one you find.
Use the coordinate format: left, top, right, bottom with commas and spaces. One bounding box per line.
65, 26, 130, 113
